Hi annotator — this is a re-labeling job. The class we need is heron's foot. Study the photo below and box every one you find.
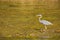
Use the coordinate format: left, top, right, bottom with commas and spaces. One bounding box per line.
40, 29, 46, 32
43, 29, 48, 32
43, 29, 46, 32
38, 28, 43, 32
40, 29, 48, 32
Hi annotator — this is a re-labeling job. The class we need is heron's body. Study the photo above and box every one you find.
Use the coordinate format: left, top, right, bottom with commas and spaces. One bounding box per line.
39, 20, 53, 25
37, 14, 53, 30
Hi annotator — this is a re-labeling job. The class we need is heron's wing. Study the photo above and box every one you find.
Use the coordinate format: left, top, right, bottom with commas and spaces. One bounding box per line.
40, 20, 53, 25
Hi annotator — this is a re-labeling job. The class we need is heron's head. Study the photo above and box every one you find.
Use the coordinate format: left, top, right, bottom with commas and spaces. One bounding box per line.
36, 14, 42, 17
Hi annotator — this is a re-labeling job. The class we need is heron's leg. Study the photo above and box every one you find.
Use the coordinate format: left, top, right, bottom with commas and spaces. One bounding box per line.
45, 25, 47, 30
43, 25, 47, 32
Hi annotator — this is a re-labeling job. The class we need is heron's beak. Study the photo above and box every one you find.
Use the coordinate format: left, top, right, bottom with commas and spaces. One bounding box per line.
36, 15, 40, 17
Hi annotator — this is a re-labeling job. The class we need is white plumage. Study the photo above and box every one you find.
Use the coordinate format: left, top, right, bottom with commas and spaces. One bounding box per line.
37, 14, 53, 30
40, 20, 53, 25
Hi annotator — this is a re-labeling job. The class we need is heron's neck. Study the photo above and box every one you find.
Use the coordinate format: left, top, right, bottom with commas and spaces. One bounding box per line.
39, 16, 42, 21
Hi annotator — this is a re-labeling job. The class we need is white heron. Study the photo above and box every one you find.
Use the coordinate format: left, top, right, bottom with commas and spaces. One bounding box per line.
37, 14, 53, 30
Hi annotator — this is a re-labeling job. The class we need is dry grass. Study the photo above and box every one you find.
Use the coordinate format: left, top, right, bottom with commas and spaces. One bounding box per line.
0, 0, 60, 40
